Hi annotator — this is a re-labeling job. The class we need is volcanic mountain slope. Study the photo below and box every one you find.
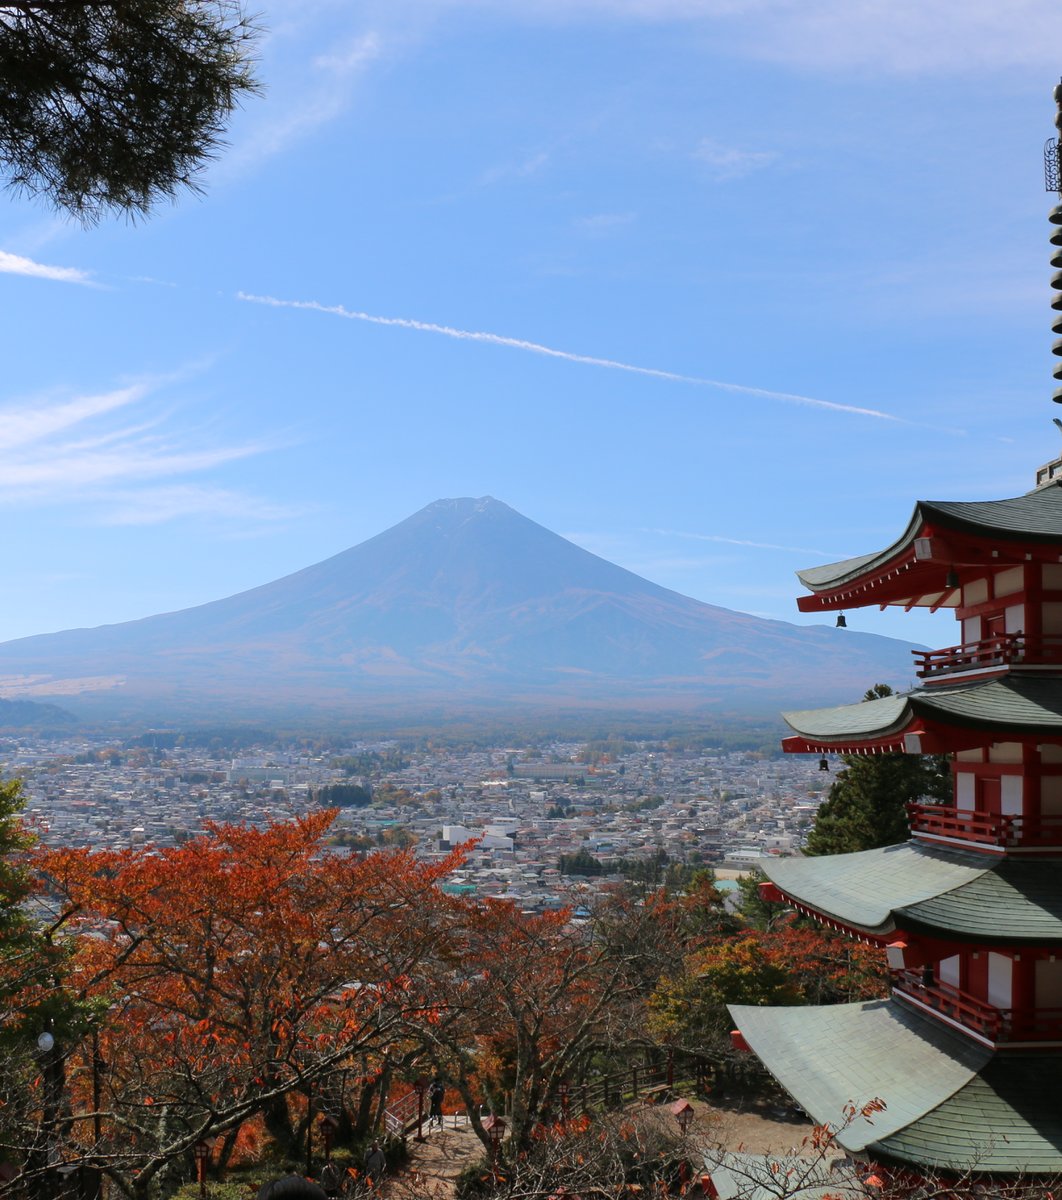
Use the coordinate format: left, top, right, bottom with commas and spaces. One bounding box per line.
0, 497, 923, 719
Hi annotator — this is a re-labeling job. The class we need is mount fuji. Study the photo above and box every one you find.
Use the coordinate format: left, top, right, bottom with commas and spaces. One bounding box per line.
0, 498, 921, 722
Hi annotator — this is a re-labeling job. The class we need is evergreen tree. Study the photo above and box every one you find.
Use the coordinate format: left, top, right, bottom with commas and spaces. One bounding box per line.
804, 685, 950, 856
735, 867, 779, 930
0, 777, 69, 1046
0, 0, 260, 222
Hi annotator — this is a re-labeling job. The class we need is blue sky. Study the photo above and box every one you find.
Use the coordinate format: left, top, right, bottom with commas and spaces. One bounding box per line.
1, 0, 1061, 651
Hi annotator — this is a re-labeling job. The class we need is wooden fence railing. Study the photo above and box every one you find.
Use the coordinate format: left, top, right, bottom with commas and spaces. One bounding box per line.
381, 1052, 713, 1136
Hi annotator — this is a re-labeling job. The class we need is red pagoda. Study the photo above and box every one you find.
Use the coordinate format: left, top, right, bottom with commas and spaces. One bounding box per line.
728, 83, 1062, 1180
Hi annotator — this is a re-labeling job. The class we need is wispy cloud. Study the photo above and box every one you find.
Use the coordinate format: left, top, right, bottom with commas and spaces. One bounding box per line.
645, 528, 831, 555
425, 0, 1062, 74
0, 373, 289, 524
314, 32, 382, 73
0, 250, 93, 286
3, 216, 73, 257
2, 443, 262, 491
237, 291, 902, 421
693, 138, 777, 181
222, 32, 382, 175
0, 383, 148, 452
574, 211, 637, 235
95, 485, 309, 527
734, 0, 1062, 74
478, 151, 549, 187
127, 275, 179, 289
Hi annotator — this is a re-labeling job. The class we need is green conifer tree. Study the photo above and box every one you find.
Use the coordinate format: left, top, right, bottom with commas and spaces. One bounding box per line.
0, 777, 68, 1045
804, 685, 951, 857
0, 0, 260, 221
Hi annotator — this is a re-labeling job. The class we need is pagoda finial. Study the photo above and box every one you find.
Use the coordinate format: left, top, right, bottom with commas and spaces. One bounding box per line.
1047, 78, 1062, 408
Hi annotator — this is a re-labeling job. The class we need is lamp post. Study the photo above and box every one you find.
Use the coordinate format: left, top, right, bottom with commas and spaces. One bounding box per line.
413, 1077, 428, 1143
483, 1114, 506, 1166
193, 1140, 212, 1200
88, 1030, 104, 1200
305, 1082, 314, 1177
36, 1027, 62, 1200
319, 1115, 339, 1165
670, 1099, 694, 1136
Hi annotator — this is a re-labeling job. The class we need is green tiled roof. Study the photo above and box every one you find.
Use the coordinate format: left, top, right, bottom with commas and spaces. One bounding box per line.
912, 676, 1062, 731
783, 677, 1062, 744
782, 693, 910, 741
730, 1000, 1062, 1174
796, 483, 1062, 593
924, 488, 1062, 541
897, 860, 1062, 941
728, 1000, 989, 1153
872, 1056, 1062, 1175
764, 845, 1062, 942
764, 844, 988, 937
798, 551, 887, 590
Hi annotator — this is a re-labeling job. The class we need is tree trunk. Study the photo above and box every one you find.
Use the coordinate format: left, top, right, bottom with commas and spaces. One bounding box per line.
262, 1090, 295, 1153
216, 1124, 242, 1178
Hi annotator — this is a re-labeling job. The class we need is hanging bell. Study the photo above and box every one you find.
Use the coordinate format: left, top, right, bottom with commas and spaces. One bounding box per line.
818, 756, 830, 772
945, 568, 960, 589
836, 613, 847, 628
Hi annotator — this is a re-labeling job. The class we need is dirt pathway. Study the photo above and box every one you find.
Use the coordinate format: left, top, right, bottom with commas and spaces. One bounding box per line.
388, 1099, 826, 1199
386, 1123, 485, 1200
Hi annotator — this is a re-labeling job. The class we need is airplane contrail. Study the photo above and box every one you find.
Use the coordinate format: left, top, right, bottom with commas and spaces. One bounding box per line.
236, 291, 899, 421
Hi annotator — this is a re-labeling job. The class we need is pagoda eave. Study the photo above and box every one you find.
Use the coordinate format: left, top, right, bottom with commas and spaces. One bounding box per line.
795, 487, 1062, 611
795, 547, 954, 614
894, 907, 1062, 947
783, 722, 987, 757
784, 678, 1062, 754
728, 999, 1062, 1175
783, 731, 916, 756
761, 844, 985, 936
773, 892, 892, 942
727, 999, 989, 1158
763, 847, 1062, 943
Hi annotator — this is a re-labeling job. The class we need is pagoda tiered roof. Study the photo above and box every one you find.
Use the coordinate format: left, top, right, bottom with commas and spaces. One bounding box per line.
795, 482, 1062, 612
781, 676, 1062, 754
762, 844, 1062, 942
728, 999, 1062, 1174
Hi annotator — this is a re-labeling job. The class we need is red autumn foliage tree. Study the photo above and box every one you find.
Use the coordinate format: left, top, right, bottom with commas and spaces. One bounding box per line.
416, 895, 656, 1157
759, 924, 888, 1006
647, 924, 887, 1062
20, 812, 462, 1198
0, 799, 893, 1200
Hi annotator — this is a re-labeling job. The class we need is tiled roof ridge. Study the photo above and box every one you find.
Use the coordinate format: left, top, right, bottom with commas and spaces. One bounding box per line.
797, 484, 1062, 594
